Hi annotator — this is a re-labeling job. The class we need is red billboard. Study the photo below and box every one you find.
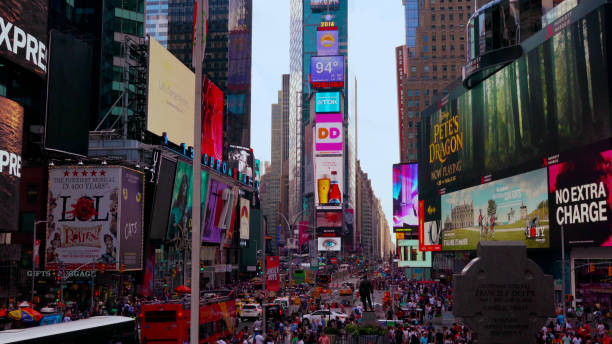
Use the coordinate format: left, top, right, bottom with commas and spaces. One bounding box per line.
202, 77, 223, 161
299, 221, 310, 253
266, 256, 280, 292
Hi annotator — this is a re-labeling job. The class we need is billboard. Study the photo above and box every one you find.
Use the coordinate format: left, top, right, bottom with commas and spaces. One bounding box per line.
202, 77, 224, 161
310, 0, 340, 10
44, 30, 92, 157
228, 145, 254, 179
419, 7, 611, 196
315, 92, 340, 113
239, 198, 250, 240
310, 55, 344, 89
318, 237, 341, 251
147, 37, 195, 147
398, 239, 432, 268
548, 147, 612, 247
119, 168, 145, 270
149, 158, 177, 240
316, 211, 342, 228
167, 161, 210, 243
46, 167, 144, 270
0, 0, 48, 76
440, 168, 549, 250
266, 256, 280, 292
393, 164, 418, 230
315, 113, 343, 154
0, 96, 24, 231
419, 197, 442, 251
202, 180, 233, 244
304, 124, 315, 195
316, 28, 338, 56
299, 221, 310, 253
314, 155, 343, 210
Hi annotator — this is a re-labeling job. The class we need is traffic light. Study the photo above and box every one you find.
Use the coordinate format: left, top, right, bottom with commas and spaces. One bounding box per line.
56, 290, 60, 302
608, 265, 612, 277
200, 263, 204, 272
257, 260, 262, 275
100, 264, 105, 274
589, 263, 596, 273
120, 264, 125, 273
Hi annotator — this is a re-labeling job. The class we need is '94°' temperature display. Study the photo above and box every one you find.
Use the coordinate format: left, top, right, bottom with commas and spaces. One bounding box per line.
310, 55, 344, 89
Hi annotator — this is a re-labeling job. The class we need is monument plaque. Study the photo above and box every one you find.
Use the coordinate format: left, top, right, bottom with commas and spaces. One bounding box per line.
453, 241, 554, 344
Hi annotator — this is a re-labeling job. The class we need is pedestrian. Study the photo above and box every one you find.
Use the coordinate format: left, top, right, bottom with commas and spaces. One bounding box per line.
318, 332, 330, 344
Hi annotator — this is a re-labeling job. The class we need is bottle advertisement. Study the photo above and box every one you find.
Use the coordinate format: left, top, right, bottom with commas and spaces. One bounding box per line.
314, 155, 343, 210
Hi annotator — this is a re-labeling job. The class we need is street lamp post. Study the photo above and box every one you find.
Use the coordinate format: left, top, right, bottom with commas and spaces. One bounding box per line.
32, 220, 47, 304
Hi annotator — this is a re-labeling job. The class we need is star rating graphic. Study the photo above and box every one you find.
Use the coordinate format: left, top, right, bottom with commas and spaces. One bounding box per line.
65, 169, 106, 177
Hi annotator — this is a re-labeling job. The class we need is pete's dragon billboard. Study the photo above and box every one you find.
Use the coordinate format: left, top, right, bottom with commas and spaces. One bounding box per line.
46, 166, 144, 270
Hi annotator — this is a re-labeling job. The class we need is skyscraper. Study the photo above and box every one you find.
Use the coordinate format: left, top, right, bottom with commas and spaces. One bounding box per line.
400, 0, 472, 161
146, 0, 169, 47
168, 0, 252, 148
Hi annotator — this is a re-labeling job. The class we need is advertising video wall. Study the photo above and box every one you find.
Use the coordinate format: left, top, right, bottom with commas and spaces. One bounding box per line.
0, 96, 24, 232
316, 28, 338, 56
418, 5, 611, 250
147, 38, 195, 147
398, 240, 432, 268
393, 164, 418, 230
0, 0, 48, 76
202, 77, 224, 161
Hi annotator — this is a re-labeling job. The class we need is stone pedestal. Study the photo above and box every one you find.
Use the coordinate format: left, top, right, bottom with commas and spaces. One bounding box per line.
361, 311, 377, 326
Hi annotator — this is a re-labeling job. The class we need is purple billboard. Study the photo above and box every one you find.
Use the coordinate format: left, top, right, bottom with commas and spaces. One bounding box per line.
310, 55, 344, 89
393, 163, 418, 230
316, 28, 338, 56
119, 168, 145, 270
202, 180, 230, 244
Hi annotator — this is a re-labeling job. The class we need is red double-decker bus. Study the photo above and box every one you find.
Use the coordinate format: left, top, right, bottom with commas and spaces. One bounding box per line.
140, 290, 236, 344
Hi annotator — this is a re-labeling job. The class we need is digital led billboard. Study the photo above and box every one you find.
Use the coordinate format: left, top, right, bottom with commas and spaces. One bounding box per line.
393, 164, 418, 230
311, 0, 340, 10
0, 0, 48, 76
397, 240, 432, 268
314, 155, 343, 211
310, 55, 344, 89
440, 168, 549, 250
318, 237, 341, 251
316, 211, 342, 228
548, 146, 612, 247
202, 77, 224, 161
147, 38, 195, 147
315, 113, 343, 154
0, 96, 24, 231
228, 145, 254, 179
315, 92, 340, 113
316, 28, 338, 56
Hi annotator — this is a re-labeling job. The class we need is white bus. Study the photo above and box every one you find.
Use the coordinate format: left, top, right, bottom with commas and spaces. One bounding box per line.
0, 316, 136, 344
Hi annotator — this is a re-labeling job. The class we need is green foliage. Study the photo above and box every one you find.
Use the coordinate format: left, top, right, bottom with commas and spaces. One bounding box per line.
324, 326, 341, 335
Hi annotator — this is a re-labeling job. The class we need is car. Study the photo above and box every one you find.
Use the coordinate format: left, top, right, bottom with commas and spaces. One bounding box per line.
302, 310, 348, 325
239, 304, 262, 319
263, 304, 284, 320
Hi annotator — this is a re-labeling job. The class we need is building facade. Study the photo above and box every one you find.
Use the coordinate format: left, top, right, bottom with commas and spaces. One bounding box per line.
146, 0, 169, 47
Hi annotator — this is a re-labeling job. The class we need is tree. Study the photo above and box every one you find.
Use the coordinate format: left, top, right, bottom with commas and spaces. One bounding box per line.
487, 200, 497, 218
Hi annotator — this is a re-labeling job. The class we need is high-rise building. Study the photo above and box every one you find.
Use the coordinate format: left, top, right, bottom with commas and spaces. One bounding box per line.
400, 0, 473, 161
395, 45, 408, 162
168, 0, 252, 148
146, 0, 169, 47
289, 0, 303, 229
404, 0, 418, 48
356, 160, 388, 259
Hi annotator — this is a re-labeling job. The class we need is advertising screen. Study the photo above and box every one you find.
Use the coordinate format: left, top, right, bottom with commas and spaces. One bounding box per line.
419, 197, 442, 251
202, 180, 231, 244
304, 124, 315, 195
398, 240, 432, 268
315, 92, 340, 113
0, 96, 24, 231
202, 76, 224, 161
419, 8, 611, 196
239, 198, 250, 240
167, 161, 210, 243
0, 0, 48, 76
266, 256, 280, 291
149, 157, 177, 240
119, 168, 145, 270
316, 211, 342, 228
315, 113, 343, 154
45, 30, 92, 157
310, 0, 340, 10
393, 164, 418, 230
310, 56, 344, 88
46, 167, 143, 270
440, 168, 549, 250
548, 148, 612, 247
299, 222, 310, 253
228, 145, 254, 179
314, 155, 343, 210
316, 28, 338, 56
318, 237, 341, 251
147, 38, 195, 147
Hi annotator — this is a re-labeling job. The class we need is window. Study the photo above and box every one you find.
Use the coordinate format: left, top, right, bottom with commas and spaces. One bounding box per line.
458, 6, 462, 10
442, 34, 446, 41
451, 65, 456, 72
409, 153, 415, 160
415, 90, 420, 96
460, 44, 464, 50
423, 45, 428, 52
431, 14, 436, 21
442, 44, 446, 51
409, 143, 414, 149
449, 14, 454, 21
467, 5, 470, 9
459, 13, 463, 20
409, 121, 413, 128
424, 75, 430, 80
425, 89, 430, 96
460, 36, 465, 40
423, 35, 428, 42
411, 66, 417, 73
425, 100, 430, 106
424, 65, 429, 72
440, 14, 445, 21
407, 90, 413, 96
430, 0, 435, 3
408, 100, 413, 107
442, 65, 448, 71
432, 45, 436, 51
432, 34, 436, 41
415, 100, 420, 107
434, 89, 439, 95
450, 45, 455, 51
433, 65, 437, 71
450, 34, 455, 41
408, 111, 414, 118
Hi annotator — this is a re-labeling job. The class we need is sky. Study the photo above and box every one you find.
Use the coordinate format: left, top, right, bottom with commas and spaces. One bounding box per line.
251, 0, 405, 239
